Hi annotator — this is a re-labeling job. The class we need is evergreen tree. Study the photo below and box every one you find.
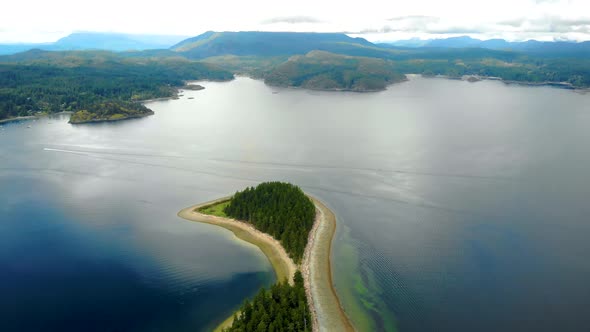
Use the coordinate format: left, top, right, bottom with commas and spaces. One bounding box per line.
224, 182, 315, 263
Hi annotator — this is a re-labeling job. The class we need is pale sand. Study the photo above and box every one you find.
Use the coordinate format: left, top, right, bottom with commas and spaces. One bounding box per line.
303, 196, 355, 332
177, 195, 354, 332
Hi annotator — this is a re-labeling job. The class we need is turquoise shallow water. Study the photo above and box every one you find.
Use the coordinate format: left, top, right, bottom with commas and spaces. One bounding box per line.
1, 77, 590, 331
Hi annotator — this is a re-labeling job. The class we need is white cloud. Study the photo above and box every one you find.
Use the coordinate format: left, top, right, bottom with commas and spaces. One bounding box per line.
261, 16, 324, 25
0, 0, 590, 42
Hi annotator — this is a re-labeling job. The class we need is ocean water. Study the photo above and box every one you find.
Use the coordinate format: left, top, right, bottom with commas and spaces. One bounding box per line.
1, 76, 589, 331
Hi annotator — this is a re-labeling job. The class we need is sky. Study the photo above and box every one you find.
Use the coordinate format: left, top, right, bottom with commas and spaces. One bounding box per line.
1, 0, 590, 43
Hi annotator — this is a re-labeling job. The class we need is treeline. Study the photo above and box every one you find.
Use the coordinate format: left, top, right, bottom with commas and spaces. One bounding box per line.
224, 271, 311, 332
0, 52, 233, 120
393, 57, 590, 86
224, 182, 315, 263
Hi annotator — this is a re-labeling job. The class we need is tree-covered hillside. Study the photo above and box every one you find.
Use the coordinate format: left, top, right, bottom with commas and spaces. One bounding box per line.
169, 31, 590, 89
224, 182, 315, 263
0, 50, 233, 121
172, 31, 375, 58
224, 271, 311, 332
264, 51, 407, 91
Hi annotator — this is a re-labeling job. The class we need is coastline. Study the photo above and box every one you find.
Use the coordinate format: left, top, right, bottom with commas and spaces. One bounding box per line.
177, 196, 298, 331
303, 196, 355, 332
177, 194, 354, 332
264, 77, 408, 93
417, 73, 589, 92
0, 111, 73, 124
0, 116, 36, 124
68, 110, 154, 124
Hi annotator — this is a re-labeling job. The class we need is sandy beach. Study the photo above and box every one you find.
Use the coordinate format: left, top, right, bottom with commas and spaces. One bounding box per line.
303, 197, 355, 332
177, 194, 354, 332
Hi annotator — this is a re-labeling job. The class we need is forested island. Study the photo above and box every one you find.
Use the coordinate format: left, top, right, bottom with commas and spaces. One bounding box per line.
264, 51, 407, 92
0, 50, 233, 122
221, 182, 316, 263
179, 181, 353, 331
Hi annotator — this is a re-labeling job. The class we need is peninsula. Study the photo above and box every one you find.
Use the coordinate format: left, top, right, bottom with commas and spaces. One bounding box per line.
177, 182, 353, 331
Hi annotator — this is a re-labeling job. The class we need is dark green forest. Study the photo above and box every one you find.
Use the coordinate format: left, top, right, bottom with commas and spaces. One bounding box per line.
0, 53, 233, 121
264, 51, 407, 91
3, 34, 590, 123
224, 182, 315, 263
224, 271, 311, 332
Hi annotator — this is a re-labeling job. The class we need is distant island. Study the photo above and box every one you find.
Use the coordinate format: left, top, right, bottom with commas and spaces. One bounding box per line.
178, 182, 354, 332
265, 51, 407, 92
68, 101, 154, 124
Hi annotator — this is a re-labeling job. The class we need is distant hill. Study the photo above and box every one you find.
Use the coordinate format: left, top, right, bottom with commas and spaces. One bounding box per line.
171, 31, 379, 58
0, 32, 190, 55
264, 51, 406, 92
383, 36, 590, 57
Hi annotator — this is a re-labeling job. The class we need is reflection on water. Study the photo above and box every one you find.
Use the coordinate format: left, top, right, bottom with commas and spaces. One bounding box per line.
1, 77, 590, 331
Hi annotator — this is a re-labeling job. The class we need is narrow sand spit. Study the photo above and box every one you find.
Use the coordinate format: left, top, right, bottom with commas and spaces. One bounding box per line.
303, 196, 355, 332
177, 196, 297, 284
177, 195, 354, 332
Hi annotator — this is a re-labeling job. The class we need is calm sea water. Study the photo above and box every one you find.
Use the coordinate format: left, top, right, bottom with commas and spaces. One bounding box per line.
1, 76, 589, 331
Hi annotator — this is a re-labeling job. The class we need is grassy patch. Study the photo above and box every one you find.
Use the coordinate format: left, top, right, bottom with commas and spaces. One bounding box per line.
198, 200, 230, 217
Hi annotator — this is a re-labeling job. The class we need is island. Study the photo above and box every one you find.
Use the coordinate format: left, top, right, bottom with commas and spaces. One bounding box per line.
177, 182, 354, 331
68, 101, 154, 124
264, 51, 407, 92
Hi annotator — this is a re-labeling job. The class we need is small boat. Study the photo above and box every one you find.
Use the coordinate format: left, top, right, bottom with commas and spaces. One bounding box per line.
188, 97, 194, 99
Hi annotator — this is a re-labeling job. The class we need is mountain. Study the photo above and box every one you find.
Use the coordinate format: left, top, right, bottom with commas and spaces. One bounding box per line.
51, 32, 189, 51
377, 38, 429, 48
0, 32, 190, 55
426, 36, 484, 48
383, 36, 590, 57
171, 31, 378, 58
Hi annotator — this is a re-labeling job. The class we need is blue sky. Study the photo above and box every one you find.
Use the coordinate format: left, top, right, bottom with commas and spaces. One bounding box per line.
1, 0, 589, 42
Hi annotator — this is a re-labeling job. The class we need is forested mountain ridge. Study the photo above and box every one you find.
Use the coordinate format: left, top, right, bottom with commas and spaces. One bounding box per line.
171, 31, 590, 89
0, 32, 189, 55
171, 31, 377, 58
383, 35, 590, 58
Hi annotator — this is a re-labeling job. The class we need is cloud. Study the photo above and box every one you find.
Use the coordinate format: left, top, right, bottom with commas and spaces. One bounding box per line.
496, 15, 590, 34
387, 15, 439, 23
497, 18, 526, 27
261, 16, 324, 25
353, 22, 483, 35
352, 12, 590, 41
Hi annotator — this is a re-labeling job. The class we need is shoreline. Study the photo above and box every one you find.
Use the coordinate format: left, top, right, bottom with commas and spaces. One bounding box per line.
177, 194, 354, 332
177, 196, 298, 331
416, 73, 589, 92
264, 77, 408, 93
69, 110, 154, 124
303, 196, 355, 332
0, 111, 73, 124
